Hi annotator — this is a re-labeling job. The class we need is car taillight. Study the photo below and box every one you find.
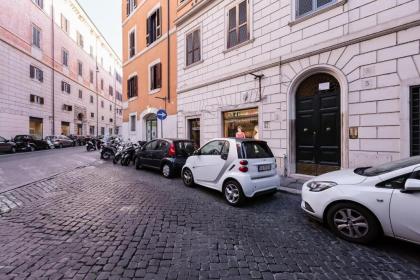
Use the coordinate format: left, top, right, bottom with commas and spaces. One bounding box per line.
239, 166, 248, 172
239, 160, 248, 172
168, 144, 176, 157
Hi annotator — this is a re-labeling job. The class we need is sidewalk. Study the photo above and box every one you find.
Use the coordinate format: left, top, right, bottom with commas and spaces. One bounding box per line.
279, 176, 308, 195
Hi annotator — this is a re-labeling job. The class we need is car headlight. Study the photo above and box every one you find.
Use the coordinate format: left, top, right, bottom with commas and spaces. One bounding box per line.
307, 181, 337, 192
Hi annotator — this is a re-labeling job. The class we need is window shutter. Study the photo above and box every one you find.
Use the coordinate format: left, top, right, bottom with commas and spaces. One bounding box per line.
30, 94, 35, 102
127, 79, 131, 98
61, 81, 65, 91
134, 76, 138, 96
68, 84, 71, 93
193, 30, 201, 63
156, 63, 162, 88
30, 65, 35, 78
40, 97, 44, 105
39, 70, 44, 82
133, 0, 137, 8
156, 8, 161, 38
146, 16, 150, 45
126, 0, 130, 16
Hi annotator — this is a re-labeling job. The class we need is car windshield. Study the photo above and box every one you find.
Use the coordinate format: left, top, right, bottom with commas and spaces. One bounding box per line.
355, 156, 420, 176
241, 141, 274, 159
175, 141, 195, 156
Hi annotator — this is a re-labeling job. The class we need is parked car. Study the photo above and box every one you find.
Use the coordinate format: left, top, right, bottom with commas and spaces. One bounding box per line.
135, 139, 195, 178
13, 135, 50, 151
45, 135, 74, 148
0, 136, 16, 153
301, 156, 420, 245
182, 138, 280, 206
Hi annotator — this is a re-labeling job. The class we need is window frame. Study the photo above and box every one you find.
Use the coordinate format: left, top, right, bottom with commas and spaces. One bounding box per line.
146, 6, 162, 46
225, 0, 251, 50
127, 75, 138, 99
30, 65, 44, 82
149, 61, 162, 93
126, 0, 138, 16
32, 0, 43, 9
294, 0, 338, 20
62, 48, 69, 67
61, 14, 69, 33
77, 60, 83, 76
130, 114, 137, 132
32, 24, 41, 49
185, 27, 202, 67
128, 27, 136, 59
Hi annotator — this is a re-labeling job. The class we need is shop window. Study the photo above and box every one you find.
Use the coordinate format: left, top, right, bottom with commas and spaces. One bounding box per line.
146, 8, 161, 45
29, 117, 43, 139
296, 0, 336, 18
186, 29, 201, 66
411, 86, 420, 156
150, 63, 162, 91
61, 121, 70, 136
145, 114, 157, 141
223, 108, 259, 139
227, 0, 249, 49
188, 118, 200, 147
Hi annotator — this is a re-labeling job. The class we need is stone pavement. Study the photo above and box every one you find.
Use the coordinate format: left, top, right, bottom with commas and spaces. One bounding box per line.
0, 157, 419, 280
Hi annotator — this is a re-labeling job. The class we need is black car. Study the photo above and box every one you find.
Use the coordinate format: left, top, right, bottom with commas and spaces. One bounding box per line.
135, 139, 195, 178
14, 135, 50, 152
0, 136, 16, 153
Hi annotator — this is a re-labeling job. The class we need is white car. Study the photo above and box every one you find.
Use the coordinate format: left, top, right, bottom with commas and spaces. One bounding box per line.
301, 156, 420, 244
182, 138, 281, 206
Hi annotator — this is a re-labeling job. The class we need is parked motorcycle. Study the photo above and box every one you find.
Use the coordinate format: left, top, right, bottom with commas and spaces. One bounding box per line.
86, 138, 97, 152
120, 142, 142, 166
100, 139, 120, 160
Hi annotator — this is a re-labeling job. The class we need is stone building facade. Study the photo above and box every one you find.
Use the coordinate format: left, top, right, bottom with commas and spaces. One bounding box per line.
0, 0, 123, 140
175, 0, 420, 176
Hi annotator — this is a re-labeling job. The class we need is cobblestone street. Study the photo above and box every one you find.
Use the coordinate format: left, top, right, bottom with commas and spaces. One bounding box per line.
0, 149, 420, 280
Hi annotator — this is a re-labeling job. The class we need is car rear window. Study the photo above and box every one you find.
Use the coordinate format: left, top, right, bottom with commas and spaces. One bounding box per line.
175, 141, 195, 156
241, 141, 274, 159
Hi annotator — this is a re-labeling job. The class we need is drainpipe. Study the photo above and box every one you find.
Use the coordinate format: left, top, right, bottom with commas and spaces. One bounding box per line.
95, 38, 99, 137
166, 0, 170, 104
51, 0, 55, 135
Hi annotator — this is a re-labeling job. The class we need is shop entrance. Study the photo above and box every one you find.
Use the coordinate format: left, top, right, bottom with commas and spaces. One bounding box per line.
295, 73, 341, 176
223, 108, 258, 139
145, 114, 157, 141
61, 122, 70, 136
29, 117, 43, 139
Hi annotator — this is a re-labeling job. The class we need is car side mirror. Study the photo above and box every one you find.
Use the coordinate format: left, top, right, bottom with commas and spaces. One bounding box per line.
193, 150, 200, 156
402, 179, 420, 193
221, 153, 228, 160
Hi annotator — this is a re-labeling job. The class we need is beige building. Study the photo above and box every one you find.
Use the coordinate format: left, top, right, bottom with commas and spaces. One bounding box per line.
0, 0, 123, 139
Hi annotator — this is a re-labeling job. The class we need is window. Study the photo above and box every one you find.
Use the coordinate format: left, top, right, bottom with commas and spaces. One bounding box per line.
355, 157, 420, 177
101, 79, 104, 90
150, 63, 162, 91
101, 116, 104, 121
296, 0, 336, 18
32, 25, 41, 48
89, 126, 95, 135
90, 95, 94, 103
63, 104, 73, 111
30, 65, 43, 82
186, 29, 201, 66
78, 61, 83, 76
109, 86, 113, 96
78, 90, 83, 99
129, 29, 136, 58
411, 86, 420, 156
127, 76, 138, 98
30, 94, 44, 105
116, 73, 122, 84
90, 46, 94, 58
126, 0, 137, 16
110, 118, 113, 123
77, 31, 84, 48
200, 140, 226, 156
90, 70, 94, 83
227, 0, 249, 49
61, 81, 71, 93
101, 101, 104, 108
32, 0, 43, 9
130, 115, 136, 131
91, 112, 94, 118
62, 49, 69, 67
61, 14, 69, 33
109, 104, 113, 111
101, 127, 105, 136
241, 141, 274, 159
146, 8, 161, 45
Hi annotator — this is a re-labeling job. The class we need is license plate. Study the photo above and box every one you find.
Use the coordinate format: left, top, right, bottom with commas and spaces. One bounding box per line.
258, 164, 271, 172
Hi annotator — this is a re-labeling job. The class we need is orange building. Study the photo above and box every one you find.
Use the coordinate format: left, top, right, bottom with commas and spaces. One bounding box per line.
122, 0, 193, 141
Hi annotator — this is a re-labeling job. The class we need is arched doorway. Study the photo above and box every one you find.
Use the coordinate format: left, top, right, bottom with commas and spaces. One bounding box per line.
145, 113, 157, 141
295, 73, 341, 176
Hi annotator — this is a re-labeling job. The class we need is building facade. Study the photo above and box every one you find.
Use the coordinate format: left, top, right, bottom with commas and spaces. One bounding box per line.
121, 0, 186, 142
176, 0, 420, 176
0, 0, 122, 140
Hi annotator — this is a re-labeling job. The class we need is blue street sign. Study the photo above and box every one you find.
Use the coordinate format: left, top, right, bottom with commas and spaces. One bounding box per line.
156, 109, 167, 120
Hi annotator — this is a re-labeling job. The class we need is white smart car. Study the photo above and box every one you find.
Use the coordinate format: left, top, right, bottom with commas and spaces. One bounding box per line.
301, 156, 420, 244
182, 138, 281, 206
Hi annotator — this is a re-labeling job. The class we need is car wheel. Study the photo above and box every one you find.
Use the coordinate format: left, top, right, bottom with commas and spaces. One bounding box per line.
29, 145, 36, 152
182, 168, 195, 187
223, 180, 246, 207
135, 157, 143, 170
101, 151, 111, 160
162, 163, 173, 178
326, 202, 381, 244
10, 147, 16, 153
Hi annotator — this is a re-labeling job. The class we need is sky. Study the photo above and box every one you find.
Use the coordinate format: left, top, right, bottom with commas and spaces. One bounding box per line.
77, 0, 122, 58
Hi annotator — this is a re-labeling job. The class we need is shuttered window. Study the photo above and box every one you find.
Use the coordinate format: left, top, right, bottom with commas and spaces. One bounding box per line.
61, 81, 71, 93
296, 0, 336, 18
30, 94, 44, 105
411, 86, 420, 156
62, 49, 69, 67
129, 30, 136, 58
146, 8, 161, 46
227, 1, 249, 49
150, 63, 162, 91
30, 65, 43, 82
126, 0, 137, 16
127, 76, 138, 98
186, 29, 201, 66
32, 25, 41, 48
